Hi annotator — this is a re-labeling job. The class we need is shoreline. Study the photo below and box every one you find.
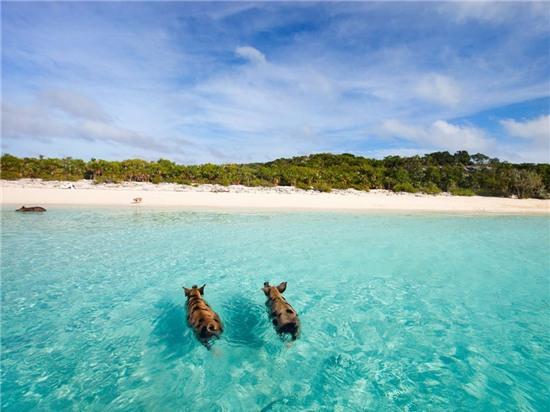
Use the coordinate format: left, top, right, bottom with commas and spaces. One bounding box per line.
1, 179, 549, 215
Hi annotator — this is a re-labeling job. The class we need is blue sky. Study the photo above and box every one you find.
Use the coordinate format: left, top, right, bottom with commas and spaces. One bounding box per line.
2, 1, 549, 163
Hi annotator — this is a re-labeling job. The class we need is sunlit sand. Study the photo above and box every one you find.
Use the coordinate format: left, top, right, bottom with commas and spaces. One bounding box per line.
2, 179, 548, 214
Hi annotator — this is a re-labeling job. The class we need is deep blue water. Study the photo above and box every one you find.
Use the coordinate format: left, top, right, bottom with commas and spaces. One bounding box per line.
1, 207, 549, 411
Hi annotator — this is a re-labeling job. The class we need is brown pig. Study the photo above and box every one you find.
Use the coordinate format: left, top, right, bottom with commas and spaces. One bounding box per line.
262, 281, 300, 340
183, 284, 223, 348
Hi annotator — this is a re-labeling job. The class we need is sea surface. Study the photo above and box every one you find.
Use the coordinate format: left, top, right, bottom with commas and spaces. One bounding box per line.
1, 207, 549, 411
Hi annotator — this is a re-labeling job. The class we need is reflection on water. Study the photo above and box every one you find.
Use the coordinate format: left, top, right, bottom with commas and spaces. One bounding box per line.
222, 295, 268, 349
151, 299, 197, 359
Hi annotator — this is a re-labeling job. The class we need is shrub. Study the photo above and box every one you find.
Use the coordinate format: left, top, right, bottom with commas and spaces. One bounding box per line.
509, 170, 544, 199
393, 182, 418, 193
1, 152, 547, 199
350, 184, 370, 192
312, 182, 332, 192
295, 181, 312, 191
420, 183, 442, 195
449, 187, 475, 196
0, 171, 20, 180
248, 178, 270, 187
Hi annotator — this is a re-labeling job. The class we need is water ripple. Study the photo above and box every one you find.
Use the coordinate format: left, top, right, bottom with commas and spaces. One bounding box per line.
1, 208, 549, 410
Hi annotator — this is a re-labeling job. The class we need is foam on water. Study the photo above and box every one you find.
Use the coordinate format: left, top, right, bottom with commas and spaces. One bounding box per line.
1, 208, 549, 410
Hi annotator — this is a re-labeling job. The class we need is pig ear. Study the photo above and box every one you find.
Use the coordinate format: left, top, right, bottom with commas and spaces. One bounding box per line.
276, 281, 287, 293
183, 287, 191, 297
198, 284, 206, 295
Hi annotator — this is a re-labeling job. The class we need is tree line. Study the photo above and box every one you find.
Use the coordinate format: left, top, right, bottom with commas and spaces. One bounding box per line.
1, 151, 549, 199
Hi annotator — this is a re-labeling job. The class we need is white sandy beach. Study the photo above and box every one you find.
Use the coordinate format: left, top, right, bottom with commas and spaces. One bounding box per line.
1, 179, 549, 214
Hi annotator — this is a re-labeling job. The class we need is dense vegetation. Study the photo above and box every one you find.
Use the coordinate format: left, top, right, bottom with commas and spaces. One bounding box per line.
1, 152, 549, 198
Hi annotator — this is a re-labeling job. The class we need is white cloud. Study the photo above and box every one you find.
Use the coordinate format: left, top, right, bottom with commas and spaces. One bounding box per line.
381, 119, 494, 153
235, 46, 266, 64
1, 91, 188, 155
415, 74, 462, 107
39, 89, 112, 123
499, 115, 550, 163
500, 115, 550, 143
2, 102, 72, 141
445, 2, 515, 24
2, 2, 549, 164
440, 1, 549, 27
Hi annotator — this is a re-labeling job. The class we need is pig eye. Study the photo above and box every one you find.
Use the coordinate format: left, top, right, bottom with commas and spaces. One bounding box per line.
286, 309, 293, 314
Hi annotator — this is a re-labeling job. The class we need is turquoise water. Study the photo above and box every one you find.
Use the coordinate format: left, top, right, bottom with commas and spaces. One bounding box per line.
1, 207, 549, 411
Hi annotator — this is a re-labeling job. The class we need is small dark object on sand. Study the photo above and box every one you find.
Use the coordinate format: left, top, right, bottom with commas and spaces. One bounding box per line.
16, 206, 47, 212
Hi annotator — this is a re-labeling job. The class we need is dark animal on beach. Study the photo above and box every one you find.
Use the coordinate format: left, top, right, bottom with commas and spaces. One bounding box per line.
183, 284, 223, 348
16, 206, 47, 212
262, 281, 300, 340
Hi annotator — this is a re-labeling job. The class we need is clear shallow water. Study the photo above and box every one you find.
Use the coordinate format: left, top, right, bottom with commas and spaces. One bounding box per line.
1, 207, 549, 411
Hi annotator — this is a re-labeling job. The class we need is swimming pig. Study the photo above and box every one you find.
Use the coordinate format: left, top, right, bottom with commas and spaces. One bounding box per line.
262, 281, 300, 340
183, 284, 223, 348
16, 206, 46, 212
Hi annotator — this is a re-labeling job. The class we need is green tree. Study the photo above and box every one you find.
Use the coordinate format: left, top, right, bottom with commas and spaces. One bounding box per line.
509, 170, 544, 199
1, 152, 548, 198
